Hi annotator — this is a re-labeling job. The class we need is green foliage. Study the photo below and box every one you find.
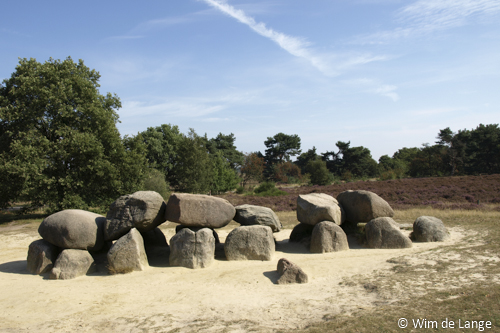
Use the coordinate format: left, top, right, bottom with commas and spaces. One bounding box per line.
264, 133, 301, 176
236, 186, 245, 194
0, 57, 146, 211
295, 146, 320, 173
139, 124, 183, 186
253, 182, 288, 197
206, 133, 244, 170
323, 141, 378, 179
172, 129, 212, 193
305, 159, 333, 185
142, 168, 170, 201
209, 151, 240, 194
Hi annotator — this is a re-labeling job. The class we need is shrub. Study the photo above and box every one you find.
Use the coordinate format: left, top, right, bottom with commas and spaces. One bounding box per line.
142, 168, 170, 201
306, 159, 333, 185
253, 182, 288, 197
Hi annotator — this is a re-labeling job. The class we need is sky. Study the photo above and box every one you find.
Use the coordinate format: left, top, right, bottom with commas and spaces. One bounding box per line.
1, 0, 500, 160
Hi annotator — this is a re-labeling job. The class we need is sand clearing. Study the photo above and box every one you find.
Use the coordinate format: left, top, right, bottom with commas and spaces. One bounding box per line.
0, 224, 463, 332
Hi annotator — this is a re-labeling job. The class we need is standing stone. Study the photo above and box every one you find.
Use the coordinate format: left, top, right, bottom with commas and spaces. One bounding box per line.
38, 209, 105, 251
225, 225, 275, 261
165, 193, 236, 228
169, 228, 215, 269
411, 216, 450, 242
234, 204, 282, 232
27, 239, 60, 274
310, 221, 349, 253
104, 191, 167, 241
175, 225, 220, 244
297, 193, 345, 226
337, 190, 394, 223
365, 217, 412, 249
50, 249, 94, 280
107, 228, 149, 274
277, 258, 308, 284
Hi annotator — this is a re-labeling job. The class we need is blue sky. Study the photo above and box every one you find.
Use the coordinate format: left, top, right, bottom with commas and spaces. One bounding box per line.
2, 0, 499, 160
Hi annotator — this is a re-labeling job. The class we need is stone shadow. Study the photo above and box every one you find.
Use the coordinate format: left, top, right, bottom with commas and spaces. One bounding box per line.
263, 270, 280, 284
0, 260, 31, 275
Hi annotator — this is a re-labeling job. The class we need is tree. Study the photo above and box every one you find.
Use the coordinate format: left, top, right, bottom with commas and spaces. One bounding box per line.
306, 159, 332, 185
295, 146, 320, 174
209, 151, 240, 194
323, 141, 378, 179
241, 152, 265, 186
0, 57, 146, 211
172, 129, 212, 193
206, 133, 244, 170
139, 124, 183, 185
465, 124, 500, 174
264, 133, 301, 165
271, 161, 303, 183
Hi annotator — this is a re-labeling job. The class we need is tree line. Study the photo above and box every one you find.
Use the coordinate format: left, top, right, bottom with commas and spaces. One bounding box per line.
1, 57, 499, 212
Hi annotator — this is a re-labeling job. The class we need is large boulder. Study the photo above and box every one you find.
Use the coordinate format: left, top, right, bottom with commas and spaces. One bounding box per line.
365, 217, 412, 249
289, 223, 315, 249
27, 239, 60, 274
310, 221, 349, 253
337, 190, 394, 223
277, 258, 308, 284
104, 191, 167, 241
234, 204, 282, 232
38, 209, 106, 251
107, 228, 149, 274
411, 216, 450, 242
50, 249, 94, 280
297, 193, 345, 226
165, 193, 236, 228
225, 225, 275, 261
169, 228, 215, 269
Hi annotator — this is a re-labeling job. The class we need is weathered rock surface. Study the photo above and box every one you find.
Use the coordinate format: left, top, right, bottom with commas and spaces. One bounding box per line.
38, 209, 105, 251
310, 221, 349, 253
225, 225, 275, 261
337, 190, 394, 223
50, 249, 94, 280
234, 204, 282, 232
169, 228, 215, 269
277, 258, 308, 284
297, 193, 345, 226
27, 239, 60, 274
365, 217, 412, 249
289, 223, 315, 248
107, 228, 149, 274
104, 191, 167, 241
411, 216, 450, 242
175, 225, 220, 244
165, 193, 236, 228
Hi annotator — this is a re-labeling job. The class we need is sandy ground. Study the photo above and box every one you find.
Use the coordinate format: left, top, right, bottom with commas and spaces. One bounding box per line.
0, 223, 463, 333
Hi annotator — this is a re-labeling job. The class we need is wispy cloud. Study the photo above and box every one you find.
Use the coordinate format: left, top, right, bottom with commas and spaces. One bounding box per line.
200, 0, 389, 76
344, 78, 400, 101
354, 0, 500, 44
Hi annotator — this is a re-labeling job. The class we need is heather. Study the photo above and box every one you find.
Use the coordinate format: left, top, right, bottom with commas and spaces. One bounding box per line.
219, 174, 500, 212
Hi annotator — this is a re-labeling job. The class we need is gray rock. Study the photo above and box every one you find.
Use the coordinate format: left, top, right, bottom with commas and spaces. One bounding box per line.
27, 239, 60, 274
289, 223, 315, 248
175, 225, 220, 244
225, 225, 275, 261
297, 193, 345, 226
38, 209, 105, 251
50, 249, 94, 280
310, 221, 349, 253
411, 216, 450, 242
277, 258, 308, 284
165, 193, 236, 228
365, 217, 412, 249
169, 228, 215, 269
107, 228, 149, 274
234, 204, 282, 232
105, 191, 167, 241
337, 190, 394, 223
